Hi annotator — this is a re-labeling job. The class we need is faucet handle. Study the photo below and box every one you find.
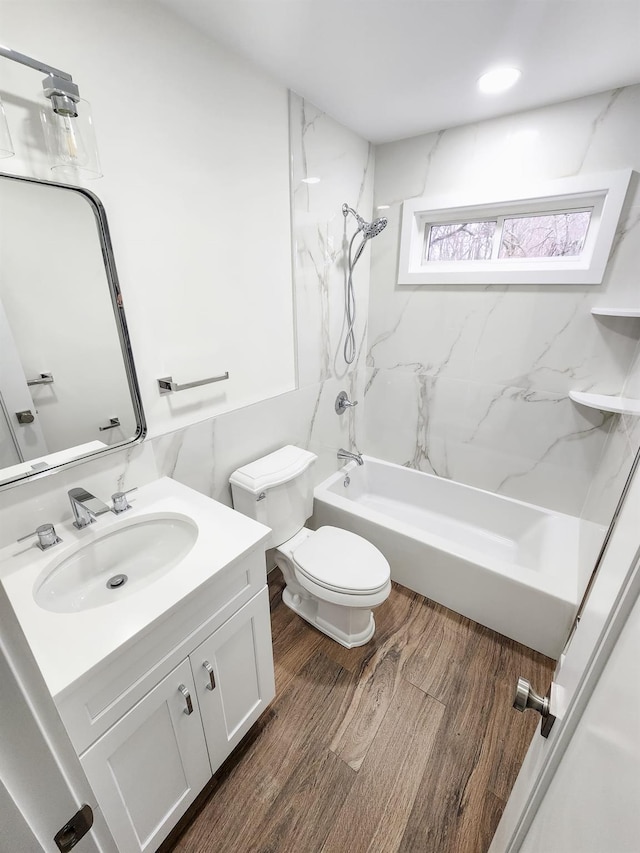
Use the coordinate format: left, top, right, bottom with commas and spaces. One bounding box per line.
111, 487, 137, 515
18, 523, 62, 551
335, 391, 359, 415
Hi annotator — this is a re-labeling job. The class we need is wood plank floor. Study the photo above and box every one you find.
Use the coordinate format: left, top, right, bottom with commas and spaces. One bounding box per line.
162, 571, 554, 853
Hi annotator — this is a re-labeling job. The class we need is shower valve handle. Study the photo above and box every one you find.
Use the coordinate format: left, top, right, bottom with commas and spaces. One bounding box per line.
335, 391, 358, 414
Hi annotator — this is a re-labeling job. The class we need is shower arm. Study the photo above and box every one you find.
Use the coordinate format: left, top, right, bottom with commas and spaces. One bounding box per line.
342, 203, 366, 230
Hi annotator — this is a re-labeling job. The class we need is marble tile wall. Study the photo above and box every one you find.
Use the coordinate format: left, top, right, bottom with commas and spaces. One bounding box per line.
366, 85, 640, 518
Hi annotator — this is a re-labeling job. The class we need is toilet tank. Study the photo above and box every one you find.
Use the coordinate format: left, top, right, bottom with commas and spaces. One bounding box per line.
229, 445, 317, 547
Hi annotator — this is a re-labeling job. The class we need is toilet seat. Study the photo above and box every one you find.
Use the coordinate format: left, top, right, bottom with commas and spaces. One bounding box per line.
292, 526, 390, 595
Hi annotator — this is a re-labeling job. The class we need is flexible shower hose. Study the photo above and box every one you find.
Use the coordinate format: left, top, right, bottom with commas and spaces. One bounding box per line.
344, 230, 368, 364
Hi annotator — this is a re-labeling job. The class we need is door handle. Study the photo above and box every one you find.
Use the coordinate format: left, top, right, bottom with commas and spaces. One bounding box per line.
202, 660, 216, 690
178, 683, 193, 715
513, 676, 556, 737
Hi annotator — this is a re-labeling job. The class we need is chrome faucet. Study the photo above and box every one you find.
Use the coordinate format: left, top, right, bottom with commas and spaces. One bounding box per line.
68, 487, 110, 529
337, 448, 364, 466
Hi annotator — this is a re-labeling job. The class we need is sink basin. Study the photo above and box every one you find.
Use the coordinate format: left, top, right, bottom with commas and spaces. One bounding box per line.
34, 514, 198, 613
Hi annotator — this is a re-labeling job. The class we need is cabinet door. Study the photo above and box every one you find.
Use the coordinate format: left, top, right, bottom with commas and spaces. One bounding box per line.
191, 586, 275, 772
80, 658, 211, 853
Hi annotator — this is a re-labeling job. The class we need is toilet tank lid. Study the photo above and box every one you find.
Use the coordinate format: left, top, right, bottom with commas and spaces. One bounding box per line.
229, 445, 317, 495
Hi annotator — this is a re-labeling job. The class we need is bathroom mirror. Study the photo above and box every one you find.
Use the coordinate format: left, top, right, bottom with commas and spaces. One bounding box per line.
0, 173, 145, 488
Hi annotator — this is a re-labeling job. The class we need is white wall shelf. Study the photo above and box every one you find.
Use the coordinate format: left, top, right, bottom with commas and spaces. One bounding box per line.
591, 307, 640, 318
569, 390, 640, 416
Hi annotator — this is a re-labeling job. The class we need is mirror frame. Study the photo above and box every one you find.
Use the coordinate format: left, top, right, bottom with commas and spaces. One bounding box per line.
0, 172, 146, 490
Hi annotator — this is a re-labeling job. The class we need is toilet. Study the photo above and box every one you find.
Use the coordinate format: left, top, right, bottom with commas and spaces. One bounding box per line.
229, 445, 391, 648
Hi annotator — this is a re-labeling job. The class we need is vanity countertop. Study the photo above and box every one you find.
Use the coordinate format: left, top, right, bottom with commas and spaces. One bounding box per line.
0, 477, 270, 697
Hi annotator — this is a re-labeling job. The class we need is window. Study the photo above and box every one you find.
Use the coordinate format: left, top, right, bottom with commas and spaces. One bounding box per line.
498, 211, 591, 259
423, 210, 592, 263
398, 170, 631, 285
425, 220, 496, 261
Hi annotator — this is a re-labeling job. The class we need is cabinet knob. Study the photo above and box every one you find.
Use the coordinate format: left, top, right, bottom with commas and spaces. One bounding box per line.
178, 683, 193, 715
203, 660, 216, 691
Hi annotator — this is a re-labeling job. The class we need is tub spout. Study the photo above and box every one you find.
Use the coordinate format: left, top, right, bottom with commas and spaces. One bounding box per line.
337, 448, 364, 466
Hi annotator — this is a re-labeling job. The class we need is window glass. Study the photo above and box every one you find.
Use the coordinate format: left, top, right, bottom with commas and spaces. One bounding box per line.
426, 220, 496, 261
498, 211, 591, 259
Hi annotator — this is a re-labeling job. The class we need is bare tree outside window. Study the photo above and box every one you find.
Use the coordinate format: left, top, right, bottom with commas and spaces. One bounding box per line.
426, 220, 496, 261
499, 211, 591, 258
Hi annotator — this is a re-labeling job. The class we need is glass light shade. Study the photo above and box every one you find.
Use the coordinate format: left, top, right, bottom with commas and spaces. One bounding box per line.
0, 95, 15, 158
41, 97, 102, 179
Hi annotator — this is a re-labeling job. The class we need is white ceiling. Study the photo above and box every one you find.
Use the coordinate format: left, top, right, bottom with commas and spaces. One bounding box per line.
159, 0, 640, 144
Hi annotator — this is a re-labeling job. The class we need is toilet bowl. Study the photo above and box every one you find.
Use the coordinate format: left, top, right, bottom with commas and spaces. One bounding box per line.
229, 445, 391, 648
275, 526, 391, 647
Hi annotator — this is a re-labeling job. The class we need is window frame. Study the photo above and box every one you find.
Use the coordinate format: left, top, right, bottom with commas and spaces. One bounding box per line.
398, 169, 632, 285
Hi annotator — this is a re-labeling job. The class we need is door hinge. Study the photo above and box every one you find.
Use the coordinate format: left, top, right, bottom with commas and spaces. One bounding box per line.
54, 804, 93, 852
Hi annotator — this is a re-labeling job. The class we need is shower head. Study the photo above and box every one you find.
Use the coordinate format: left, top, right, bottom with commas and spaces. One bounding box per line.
341, 203, 388, 367
342, 203, 388, 241
363, 216, 387, 239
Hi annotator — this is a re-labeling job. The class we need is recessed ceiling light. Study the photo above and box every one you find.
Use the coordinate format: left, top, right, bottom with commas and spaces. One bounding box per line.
301, 177, 321, 184
477, 67, 521, 94
377, 204, 390, 210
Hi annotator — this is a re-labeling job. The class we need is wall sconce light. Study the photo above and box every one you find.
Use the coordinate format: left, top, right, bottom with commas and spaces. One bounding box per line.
0, 44, 101, 178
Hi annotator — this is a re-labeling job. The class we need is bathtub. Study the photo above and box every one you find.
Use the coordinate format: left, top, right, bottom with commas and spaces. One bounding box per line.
313, 456, 586, 658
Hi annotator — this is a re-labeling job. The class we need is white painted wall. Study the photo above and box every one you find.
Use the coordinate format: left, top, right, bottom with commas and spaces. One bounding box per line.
0, 0, 295, 438
151, 95, 374, 506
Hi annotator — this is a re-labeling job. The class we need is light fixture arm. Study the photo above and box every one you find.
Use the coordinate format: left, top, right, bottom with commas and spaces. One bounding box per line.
0, 44, 72, 80
0, 43, 80, 116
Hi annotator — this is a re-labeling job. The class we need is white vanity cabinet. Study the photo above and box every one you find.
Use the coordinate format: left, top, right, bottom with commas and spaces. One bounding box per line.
79, 588, 275, 852
79, 658, 210, 852
190, 587, 275, 771
0, 478, 276, 853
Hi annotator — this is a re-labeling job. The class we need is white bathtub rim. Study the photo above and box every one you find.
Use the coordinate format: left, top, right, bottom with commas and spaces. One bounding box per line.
322, 455, 586, 524
315, 488, 577, 606
315, 458, 581, 606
